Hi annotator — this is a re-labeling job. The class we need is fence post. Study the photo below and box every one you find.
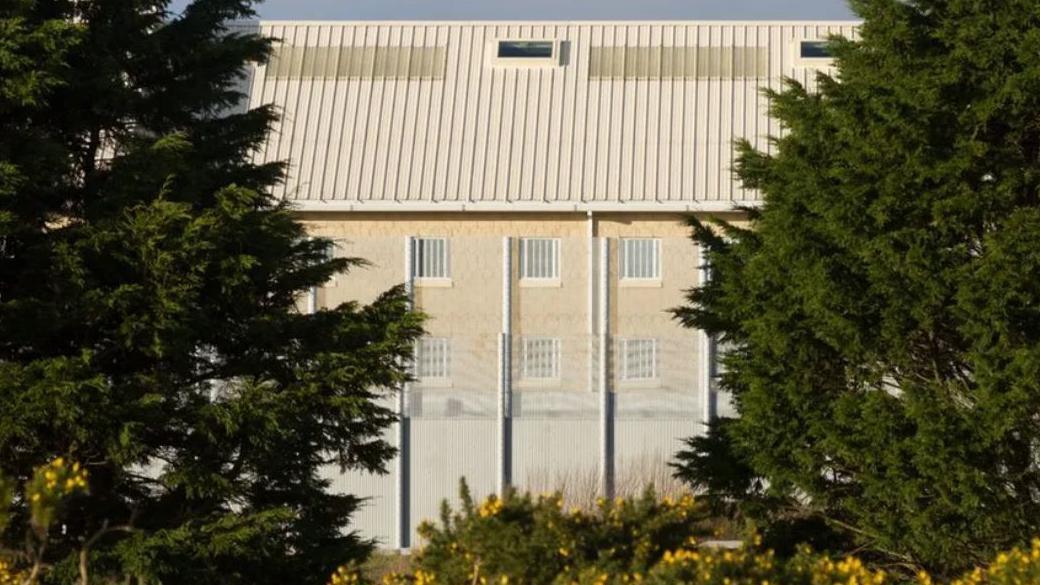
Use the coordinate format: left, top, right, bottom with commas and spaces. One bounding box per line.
587, 212, 596, 396
498, 236, 513, 495
396, 236, 414, 550
598, 237, 614, 498
697, 243, 714, 428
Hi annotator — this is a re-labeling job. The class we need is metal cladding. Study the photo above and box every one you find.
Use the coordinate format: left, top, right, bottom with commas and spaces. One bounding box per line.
239, 21, 857, 209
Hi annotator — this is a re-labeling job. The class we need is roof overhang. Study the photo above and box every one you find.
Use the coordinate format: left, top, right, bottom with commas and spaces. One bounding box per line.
254, 19, 862, 26
288, 200, 760, 214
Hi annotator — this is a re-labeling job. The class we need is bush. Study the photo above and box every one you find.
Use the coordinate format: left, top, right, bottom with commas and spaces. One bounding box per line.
0, 458, 90, 584
322, 490, 1040, 585
409, 480, 712, 584
946, 539, 1040, 585
643, 545, 887, 585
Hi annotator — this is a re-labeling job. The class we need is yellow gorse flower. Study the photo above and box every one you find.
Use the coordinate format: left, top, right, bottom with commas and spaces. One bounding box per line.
478, 496, 504, 518
29, 457, 88, 499
809, 555, 886, 585
950, 538, 1040, 585
327, 565, 361, 585
0, 559, 27, 585
26, 457, 89, 533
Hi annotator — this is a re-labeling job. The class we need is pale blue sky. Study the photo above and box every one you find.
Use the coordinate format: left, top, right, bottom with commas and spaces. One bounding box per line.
169, 0, 857, 21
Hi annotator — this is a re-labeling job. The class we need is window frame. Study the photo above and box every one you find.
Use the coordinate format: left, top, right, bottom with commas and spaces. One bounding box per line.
413, 237, 451, 283
619, 238, 662, 282
497, 40, 554, 59
491, 39, 561, 68
415, 336, 452, 385
793, 39, 835, 67
619, 338, 659, 382
520, 337, 562, 381
519, 237, 562, 283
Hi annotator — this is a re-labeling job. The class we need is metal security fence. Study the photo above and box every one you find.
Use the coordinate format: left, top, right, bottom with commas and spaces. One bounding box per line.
318, 234, 725, 548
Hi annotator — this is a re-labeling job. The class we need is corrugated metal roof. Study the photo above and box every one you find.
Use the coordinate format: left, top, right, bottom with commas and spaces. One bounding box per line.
241, 21, 857, 210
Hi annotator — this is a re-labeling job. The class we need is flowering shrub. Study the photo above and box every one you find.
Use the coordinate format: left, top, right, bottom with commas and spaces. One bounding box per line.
0, 559, 26, 585
640, 545, 780, 584
25, 457, 89, 534
323, 486, 1040, 585
585, 544, 890, 585
0, 457, 89, 585
388, 480, 713, 584
946, 539, 1040, 585
328, 564, 363, 585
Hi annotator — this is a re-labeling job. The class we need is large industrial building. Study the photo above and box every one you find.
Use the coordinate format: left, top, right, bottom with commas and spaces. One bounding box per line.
236, 20, 854, 548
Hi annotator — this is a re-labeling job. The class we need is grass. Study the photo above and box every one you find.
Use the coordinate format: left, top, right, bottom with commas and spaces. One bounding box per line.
522, 451, 690, 511
362, 550, 413, 581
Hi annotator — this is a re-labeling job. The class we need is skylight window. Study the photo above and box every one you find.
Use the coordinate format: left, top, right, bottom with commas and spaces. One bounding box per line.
799, 40, 833, 59
498, 41, 554, 59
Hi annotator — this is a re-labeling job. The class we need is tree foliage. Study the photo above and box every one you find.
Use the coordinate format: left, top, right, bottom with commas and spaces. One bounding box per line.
673, 0, 1040, 575
0, 1, 423, 583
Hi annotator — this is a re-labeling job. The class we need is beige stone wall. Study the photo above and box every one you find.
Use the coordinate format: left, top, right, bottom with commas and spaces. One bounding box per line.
299, 211, 734, 399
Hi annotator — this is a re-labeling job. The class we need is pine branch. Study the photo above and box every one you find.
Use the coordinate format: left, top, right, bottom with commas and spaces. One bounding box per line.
78, 516, 139, 585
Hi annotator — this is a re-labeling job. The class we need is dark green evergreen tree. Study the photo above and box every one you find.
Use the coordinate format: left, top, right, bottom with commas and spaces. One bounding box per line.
0, 1, 422, 583
674, 0, 1040, 576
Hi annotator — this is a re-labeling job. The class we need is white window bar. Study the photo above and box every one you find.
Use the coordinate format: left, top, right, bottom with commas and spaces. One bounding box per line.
521, 337, 561, 379
619, 238, 661, 280
415, 337, 451, 379
519, 238, 561, 280
620, 338, 658, 381
414, 237, 450, 278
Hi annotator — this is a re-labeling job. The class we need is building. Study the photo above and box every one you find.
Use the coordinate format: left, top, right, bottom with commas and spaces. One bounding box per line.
237, 20, 855, 548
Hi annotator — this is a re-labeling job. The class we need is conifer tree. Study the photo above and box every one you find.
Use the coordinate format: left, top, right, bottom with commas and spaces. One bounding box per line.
674, 0, 1040, 575
0, 1, 422, 583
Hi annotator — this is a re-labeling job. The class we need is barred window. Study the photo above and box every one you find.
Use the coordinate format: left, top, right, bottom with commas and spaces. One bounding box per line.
619, 238, 661, 280
521, 337, 561, 379
620, 338, 658, 381
416, 337, 451, 379
414, 237, 450, 279
519, 238, 561, 280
